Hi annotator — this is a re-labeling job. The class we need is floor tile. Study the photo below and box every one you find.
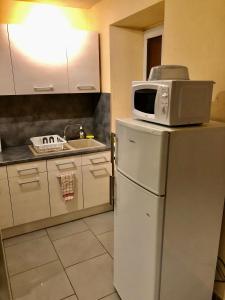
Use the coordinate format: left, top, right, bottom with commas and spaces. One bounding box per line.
10, 260, 74, 300
4, 230, 47, 248
64, 295, 78, 300
101, 293, 121, 300
47, 220, 88, 241
97, 231, 114, 257
66, 253, 114, 300
5, 236, 58, 275
84, 212, 114, 235
53, 231, 106, 268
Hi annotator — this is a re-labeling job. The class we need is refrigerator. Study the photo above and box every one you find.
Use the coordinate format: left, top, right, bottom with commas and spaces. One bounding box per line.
114, 118, 225, 300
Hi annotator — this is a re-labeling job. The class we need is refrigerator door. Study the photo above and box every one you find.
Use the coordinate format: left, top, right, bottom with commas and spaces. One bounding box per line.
114, 171, 164, 300
116, 119, 169, 195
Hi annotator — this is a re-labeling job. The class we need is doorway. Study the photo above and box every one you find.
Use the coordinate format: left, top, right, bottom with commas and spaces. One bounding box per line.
143, 25, 163, 80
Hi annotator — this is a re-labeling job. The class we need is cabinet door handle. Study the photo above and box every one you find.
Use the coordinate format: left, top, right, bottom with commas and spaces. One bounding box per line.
17, 166, 39, 175
55, 161, 76, 168
18, 177, 40, 185
77, 85, 96, 91
33, 85, 54, 92
90, 157, 107, 165
90, 167, 109, 177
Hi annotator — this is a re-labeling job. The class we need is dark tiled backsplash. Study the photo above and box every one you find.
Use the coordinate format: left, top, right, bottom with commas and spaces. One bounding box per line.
0, 93, 111, 148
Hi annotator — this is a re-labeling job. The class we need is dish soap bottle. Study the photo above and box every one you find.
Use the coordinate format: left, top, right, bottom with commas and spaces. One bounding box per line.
79, 125, 86, 139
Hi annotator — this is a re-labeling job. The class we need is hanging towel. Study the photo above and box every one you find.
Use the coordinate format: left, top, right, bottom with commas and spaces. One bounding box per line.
58, 172, 76, 201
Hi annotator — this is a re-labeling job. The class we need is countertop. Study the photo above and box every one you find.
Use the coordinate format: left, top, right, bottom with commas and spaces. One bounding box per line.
0, 144, 111, 166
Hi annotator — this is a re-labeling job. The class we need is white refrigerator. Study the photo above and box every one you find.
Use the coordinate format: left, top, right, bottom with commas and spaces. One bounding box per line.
114, 118, 225, 300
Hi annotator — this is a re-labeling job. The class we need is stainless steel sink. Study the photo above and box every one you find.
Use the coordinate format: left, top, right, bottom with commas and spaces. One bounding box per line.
68, 139, 106, 150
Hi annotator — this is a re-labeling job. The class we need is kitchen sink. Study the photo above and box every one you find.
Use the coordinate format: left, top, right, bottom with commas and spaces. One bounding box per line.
29, 138, 106, 156
68, 139, 106, 150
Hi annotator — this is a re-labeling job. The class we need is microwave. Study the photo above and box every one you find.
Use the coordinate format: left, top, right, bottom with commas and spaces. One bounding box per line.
132, 80, 214, 126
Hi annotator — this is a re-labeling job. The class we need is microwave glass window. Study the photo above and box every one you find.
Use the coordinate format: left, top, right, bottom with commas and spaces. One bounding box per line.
134, 89, 157, 114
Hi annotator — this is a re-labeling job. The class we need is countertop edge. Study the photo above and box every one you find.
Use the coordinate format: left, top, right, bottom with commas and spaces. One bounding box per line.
0, 145, 111, 167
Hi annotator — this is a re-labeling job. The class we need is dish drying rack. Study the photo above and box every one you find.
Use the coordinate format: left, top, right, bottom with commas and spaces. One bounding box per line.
30, 135, 67, 153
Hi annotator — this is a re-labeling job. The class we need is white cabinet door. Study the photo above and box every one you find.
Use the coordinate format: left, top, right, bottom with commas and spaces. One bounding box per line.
82, 162, 111, 208
9, 172, 50, 225
114, 171, 164, 300
0, 25, 15, 95
8, 24, 68, 95
0, 179, 13, 229
48, 167, 83, 217
67, 29, 100, 93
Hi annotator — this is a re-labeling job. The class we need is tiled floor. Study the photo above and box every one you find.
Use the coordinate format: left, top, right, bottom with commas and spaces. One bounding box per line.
3, 211, 120, 300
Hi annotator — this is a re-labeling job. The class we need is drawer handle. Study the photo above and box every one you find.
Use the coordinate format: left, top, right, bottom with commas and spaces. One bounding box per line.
77, 85, 96, 91
56, 161, 76, 168
18, 177, 40, 185
90, 157, 107, 165
90, 167, 109, 177
33, 85, 54, 92
17, 166, 39, 175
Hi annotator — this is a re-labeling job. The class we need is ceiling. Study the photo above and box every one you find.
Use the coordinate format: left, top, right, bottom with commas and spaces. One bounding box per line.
19, 0, 102, 9
113, 1, 164, 31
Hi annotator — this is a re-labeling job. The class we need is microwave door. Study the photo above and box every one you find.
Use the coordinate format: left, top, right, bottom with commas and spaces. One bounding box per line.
134, 89, 157, 115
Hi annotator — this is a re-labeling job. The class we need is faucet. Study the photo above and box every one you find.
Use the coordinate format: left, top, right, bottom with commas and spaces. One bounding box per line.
63, 123, 82, 141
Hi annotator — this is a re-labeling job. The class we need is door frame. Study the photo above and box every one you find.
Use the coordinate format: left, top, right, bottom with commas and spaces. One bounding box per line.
143, 25, 164, 80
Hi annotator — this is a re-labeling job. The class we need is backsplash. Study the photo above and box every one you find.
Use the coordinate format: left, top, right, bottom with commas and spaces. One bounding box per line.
93, 93, 111, 145
0, 93, 111, 148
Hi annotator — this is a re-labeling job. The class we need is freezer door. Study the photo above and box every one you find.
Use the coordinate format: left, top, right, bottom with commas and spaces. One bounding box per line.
114, 171, 164, 300
116, 120, 169, 195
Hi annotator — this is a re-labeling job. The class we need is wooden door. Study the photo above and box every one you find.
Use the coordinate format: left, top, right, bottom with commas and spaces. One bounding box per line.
146, 35, 162, 79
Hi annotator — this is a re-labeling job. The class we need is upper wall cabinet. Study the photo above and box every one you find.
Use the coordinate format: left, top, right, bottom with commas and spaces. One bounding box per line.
67, 30, 100, 93
8, 24, 69, 95
7, 25, 100, 95
0, 25, 15, 95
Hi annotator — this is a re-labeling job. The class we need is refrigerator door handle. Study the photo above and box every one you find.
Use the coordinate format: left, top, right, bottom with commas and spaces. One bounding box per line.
115, 134, 118, 167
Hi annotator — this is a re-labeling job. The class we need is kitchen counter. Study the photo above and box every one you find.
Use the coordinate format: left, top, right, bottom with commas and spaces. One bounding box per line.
0, 143, 111, 166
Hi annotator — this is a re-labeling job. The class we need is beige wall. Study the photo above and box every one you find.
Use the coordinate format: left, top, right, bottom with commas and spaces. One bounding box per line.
162, 0, 225, 112
89, 0, 160, 92
110, 26, 144, 131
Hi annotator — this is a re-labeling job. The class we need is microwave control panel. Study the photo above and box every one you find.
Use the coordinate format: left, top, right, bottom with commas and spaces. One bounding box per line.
159, 86, 169, 118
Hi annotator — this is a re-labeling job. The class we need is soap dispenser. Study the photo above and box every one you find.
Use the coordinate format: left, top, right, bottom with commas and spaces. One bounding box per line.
79, 125, 86, 139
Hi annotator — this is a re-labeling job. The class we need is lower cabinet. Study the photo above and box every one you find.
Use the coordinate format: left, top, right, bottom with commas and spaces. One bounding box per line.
48, 167, 83, 217
8, 172, 50, 225
0, 179, 13, 229
1, 150, 112, 228
82, 162, 112, 208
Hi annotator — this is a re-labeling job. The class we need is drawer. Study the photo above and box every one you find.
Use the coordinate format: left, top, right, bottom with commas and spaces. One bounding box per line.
7, 160, 47, 178
82, 162, 112, 208
82, 151, 111, 166
48, 167, 83, 217
47, 155, 82, 172
9, 172, 50, 225
0, 179, 13, 229
0, 166, 7, 180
